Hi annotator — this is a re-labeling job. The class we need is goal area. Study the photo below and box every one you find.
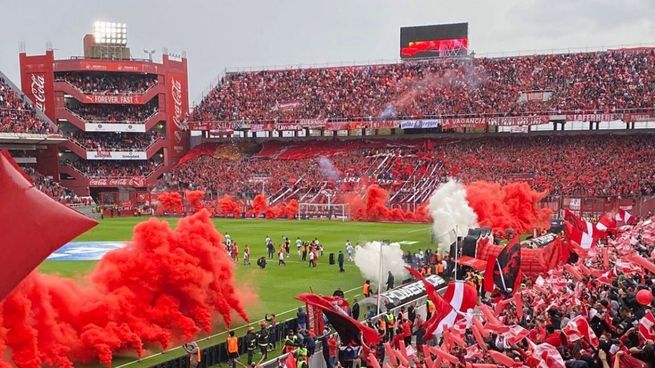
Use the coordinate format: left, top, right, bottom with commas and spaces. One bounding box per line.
298, 203, 349, 221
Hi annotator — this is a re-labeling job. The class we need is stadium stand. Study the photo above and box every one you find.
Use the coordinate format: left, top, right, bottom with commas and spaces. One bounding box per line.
67, 99, 159, 123
65, 159, 162, 178
191, 49, 655, 123
55, 72, 158, 94
66, 130, 162, 150
161, 133, 655, 203
0, 74, 55, 134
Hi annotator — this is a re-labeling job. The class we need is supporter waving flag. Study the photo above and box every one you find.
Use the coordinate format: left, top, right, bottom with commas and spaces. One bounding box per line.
527, 340, 565, 368
615, 209, 637, 225
484, 236, 522, 295
562, 315, 599, 348
564, 221, 596, 250
296, 293, 380, 346
639, 310, 655, 341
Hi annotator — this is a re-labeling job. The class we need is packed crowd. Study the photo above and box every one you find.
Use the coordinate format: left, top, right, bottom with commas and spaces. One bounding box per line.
67, 130, 162, 150
353, 217, 655, 367
192, 49, 655, 122
55, 72, 158, 95
440, 134, 655, 197
65, 159, 161, 178
163, 133, 655, 202
21, 166, 90, 204
67, 100, 159, 123
0, 76, 55, 134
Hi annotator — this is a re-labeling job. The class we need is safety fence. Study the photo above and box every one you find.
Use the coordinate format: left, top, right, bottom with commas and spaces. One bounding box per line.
148, 282, 436, 368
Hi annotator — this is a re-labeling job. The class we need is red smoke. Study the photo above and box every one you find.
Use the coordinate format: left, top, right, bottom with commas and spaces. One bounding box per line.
185, 190, 206, 212
217, 195, 242, 217
157, 191, 183, 214
465, 181, 552, 234
252, 194, 268, 217
250, 194, 298, 219
0, 210, 249, 367
345, 184, 429, 223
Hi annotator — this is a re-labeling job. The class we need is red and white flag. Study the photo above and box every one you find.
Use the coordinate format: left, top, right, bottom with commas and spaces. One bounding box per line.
562, 316, 599, 348
595, 213, 617, 232
615, 209, 635, 224
564, 221, 596, 249
435, 281, 478, 335
528, 340, 565, 368
639, 310, 655, 341
502, 324, 530, 345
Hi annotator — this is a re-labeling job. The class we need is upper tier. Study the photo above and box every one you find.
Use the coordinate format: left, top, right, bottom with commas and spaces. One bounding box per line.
191, 48, 655, 123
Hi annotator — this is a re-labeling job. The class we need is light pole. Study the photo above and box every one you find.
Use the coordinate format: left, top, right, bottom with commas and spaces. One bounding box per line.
144, 49, 156, 62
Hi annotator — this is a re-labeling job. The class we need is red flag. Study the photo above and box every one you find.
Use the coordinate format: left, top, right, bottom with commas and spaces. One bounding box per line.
564, 210, 587, 232
615, 209, 636, 224
502, 325, 530, 345
528, 340, 565, 368
297, 293, 380, 345
595, 213, 617, 232
564, 221, 596, 250
406, 267, 454, 336
562, 316, 599, 348
0, 151, 97, 301
639, 310, 655, 341
284, 352, 296, 368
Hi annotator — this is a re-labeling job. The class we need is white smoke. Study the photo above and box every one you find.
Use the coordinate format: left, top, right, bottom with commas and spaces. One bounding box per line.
354, 241, 408, 288
317, 156, 340, 180
428, 179, 479, 252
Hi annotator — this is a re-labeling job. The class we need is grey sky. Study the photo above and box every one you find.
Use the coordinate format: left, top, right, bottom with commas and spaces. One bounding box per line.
1, 0, 654, 105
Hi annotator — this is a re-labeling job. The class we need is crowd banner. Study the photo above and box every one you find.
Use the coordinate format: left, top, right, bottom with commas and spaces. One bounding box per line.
487, 115, 548, 126
400, 119, 441, 129
88, 177, 147, 187
564, 113, 619, 122
359, 275, 446, 308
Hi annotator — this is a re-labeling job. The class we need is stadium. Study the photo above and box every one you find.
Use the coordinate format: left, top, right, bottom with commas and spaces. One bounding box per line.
1, 2, 655, 368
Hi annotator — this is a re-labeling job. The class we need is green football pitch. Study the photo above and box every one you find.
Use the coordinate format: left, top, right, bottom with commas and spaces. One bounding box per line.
39, 217, 434, 368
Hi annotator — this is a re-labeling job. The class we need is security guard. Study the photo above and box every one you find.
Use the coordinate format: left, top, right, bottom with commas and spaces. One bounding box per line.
227, 330, 239, 368
362, 280, 371, 297
283, 331, 298, 354
384, 310, 395, 341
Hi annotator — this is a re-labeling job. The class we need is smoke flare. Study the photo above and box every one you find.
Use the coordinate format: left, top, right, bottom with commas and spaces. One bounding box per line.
354, 242, 409, 288
0, 210, 249, 368
185, 190, 206, 212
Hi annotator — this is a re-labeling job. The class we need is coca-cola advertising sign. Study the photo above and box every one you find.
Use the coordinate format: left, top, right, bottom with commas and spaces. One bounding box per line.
88, 177, 147, 187
30, 74, 47, 113
171, 78, 188, 146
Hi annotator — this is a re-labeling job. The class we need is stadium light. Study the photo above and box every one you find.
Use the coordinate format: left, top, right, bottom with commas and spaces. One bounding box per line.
93, 21, 127, 45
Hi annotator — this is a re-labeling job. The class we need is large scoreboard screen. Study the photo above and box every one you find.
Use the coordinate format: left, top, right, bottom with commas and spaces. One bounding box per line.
400, 23, 469, 59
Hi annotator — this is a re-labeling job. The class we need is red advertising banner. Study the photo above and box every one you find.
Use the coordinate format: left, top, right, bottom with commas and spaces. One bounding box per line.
88, 177, 147, 187
19, 51, 56, 122
82, 94, 146, 105
164, 55, 190, 164
54, 59, 163, 74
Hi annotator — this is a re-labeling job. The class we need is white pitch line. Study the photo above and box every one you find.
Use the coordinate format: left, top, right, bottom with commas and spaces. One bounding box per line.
407, 227, 429, 233
114, 285, 361, 368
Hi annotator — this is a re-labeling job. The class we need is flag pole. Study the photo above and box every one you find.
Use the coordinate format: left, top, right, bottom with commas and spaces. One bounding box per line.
376, 242, 383, 315
454, 226, 459, 280
496, 258, 508, 292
